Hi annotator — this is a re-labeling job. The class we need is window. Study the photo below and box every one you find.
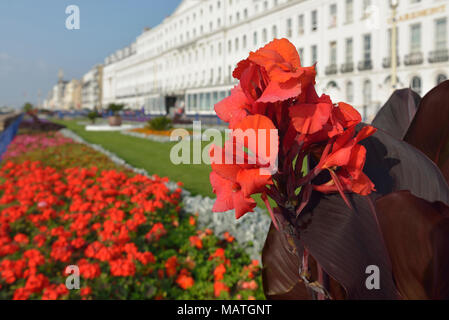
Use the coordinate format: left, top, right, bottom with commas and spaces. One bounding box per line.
346, 81, 354, 102
243, 35, 247, 49
345, 38, 353, 63
244, 9, 248, 19
435, 18, 447, 51
410, 23, 421, 53
263, 28, 267, 42
363, 80, 372, 120
411, 76, 422, 95
345, 0, 353, 23
272, 25, 278, 38
311, 45, 318, 65
362, 0, 371, 19
253, 31, 258, 46
298, 48, 304, 62
235, 38, 239, 51
311, 10, 318, 32
298, 14, 304, 34
330, 41, 337, 65
363, 34, 371, 61
329, 4, 337, 28
228, 40, 232, 53
287, 18, 292, 37
437, 74, 447, 85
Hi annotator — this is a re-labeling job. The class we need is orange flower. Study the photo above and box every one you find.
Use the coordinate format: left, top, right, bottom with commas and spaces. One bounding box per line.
223, 232, 235, 243
214, 264, 226, 281
210, 115, 279, 219
214, 281, 229, 298
176, 274, 194, 290
165, 256, 178, 277
189, 236, 203, 249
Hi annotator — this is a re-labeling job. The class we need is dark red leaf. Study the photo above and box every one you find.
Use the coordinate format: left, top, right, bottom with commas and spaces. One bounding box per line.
262, 223, 309, 299
375, 190, 449, 299
372, 88, 421, 140
404, 80, 449, 182
291, 126, 449, 299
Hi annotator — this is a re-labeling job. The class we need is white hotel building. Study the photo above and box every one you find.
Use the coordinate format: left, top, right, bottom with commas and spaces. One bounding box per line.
102, 0, 449, 122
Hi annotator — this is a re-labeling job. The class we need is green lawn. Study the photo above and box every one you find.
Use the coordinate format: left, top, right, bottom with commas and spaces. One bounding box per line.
54, 119, 215, 197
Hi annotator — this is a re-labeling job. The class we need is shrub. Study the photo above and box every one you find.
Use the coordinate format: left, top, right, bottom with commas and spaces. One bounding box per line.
147, 117, 172, 131
87, 111, 100, 123
107, 104, 125, 115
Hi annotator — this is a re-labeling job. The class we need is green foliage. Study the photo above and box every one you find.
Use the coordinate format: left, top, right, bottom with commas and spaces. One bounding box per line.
107, 103, 125, 115
87, 111, 100, 123
23, 102, 34, 112
147, 116, 172, 131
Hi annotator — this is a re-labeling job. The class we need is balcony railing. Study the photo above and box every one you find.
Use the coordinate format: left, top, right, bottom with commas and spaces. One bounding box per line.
428, 49, 449, 63
404, 52, 424, 66
325, 64, 338, 75
340, 62, 354, 73
382, 56, 401, 68
358, 60, 373, 71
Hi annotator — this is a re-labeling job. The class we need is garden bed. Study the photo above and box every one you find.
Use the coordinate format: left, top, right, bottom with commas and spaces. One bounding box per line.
0, 131, 264, 300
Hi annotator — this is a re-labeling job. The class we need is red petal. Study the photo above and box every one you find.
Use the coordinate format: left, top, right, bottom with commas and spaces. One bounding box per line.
210, 172, 234, 213
237, 168, 273, 198
233, 114, 279, 164
334, 102, 362, 128
232, 191, 256, 219
214, 85, 249, 125
289, 102, 333, 135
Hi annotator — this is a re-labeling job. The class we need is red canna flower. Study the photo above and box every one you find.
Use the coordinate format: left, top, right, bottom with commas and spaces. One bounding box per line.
314, 126, 377, 197
210, 114, 279, 218
233, 38, 316, 104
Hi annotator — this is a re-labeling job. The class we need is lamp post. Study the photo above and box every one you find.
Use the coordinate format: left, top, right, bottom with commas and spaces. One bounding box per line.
390, 0, 399, 91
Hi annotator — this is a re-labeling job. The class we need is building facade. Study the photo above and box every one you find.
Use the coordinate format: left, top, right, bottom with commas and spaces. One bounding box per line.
62, 79, 82, 110
102, 0, 449, 121
81, 64, 103, 110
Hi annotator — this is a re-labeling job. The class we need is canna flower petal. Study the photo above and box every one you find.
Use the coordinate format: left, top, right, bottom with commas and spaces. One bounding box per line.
214, 85, 250, 127
289, 101, 333, 135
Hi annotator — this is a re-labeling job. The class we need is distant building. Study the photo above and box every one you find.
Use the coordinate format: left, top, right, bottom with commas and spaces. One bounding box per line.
81, 64, 103, 110
43, 69, 68, 110
102, 0, 449, 122
63, 79, 82, 110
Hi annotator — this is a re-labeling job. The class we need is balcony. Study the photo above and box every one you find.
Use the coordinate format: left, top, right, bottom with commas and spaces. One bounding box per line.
340, 62, 354, 73
428, 49, 449, 63
382, 56, 401, 68
404, 52, 424, 66
358, 60, 373, 71
325, 64, 338, 75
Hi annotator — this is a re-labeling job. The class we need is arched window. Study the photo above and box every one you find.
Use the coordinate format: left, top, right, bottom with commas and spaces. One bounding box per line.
363, 80, 372, 121
346, 81, 354, 102
262, 28, 267, 42
411, 76, 422, 95
437, 73, 447, 85
272, 25, 278, 38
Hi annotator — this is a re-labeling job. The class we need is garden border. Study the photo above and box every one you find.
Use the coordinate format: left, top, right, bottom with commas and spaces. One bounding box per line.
59, 128, 270, 261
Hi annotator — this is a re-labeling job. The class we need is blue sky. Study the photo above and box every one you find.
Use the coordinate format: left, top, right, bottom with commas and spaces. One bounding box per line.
0, 0, 181, 108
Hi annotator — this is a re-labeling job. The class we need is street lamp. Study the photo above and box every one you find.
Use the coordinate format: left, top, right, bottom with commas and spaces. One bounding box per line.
390, 0, 399, 91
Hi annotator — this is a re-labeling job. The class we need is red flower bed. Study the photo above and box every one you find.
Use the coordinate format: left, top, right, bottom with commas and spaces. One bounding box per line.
0, 134, 263, 300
